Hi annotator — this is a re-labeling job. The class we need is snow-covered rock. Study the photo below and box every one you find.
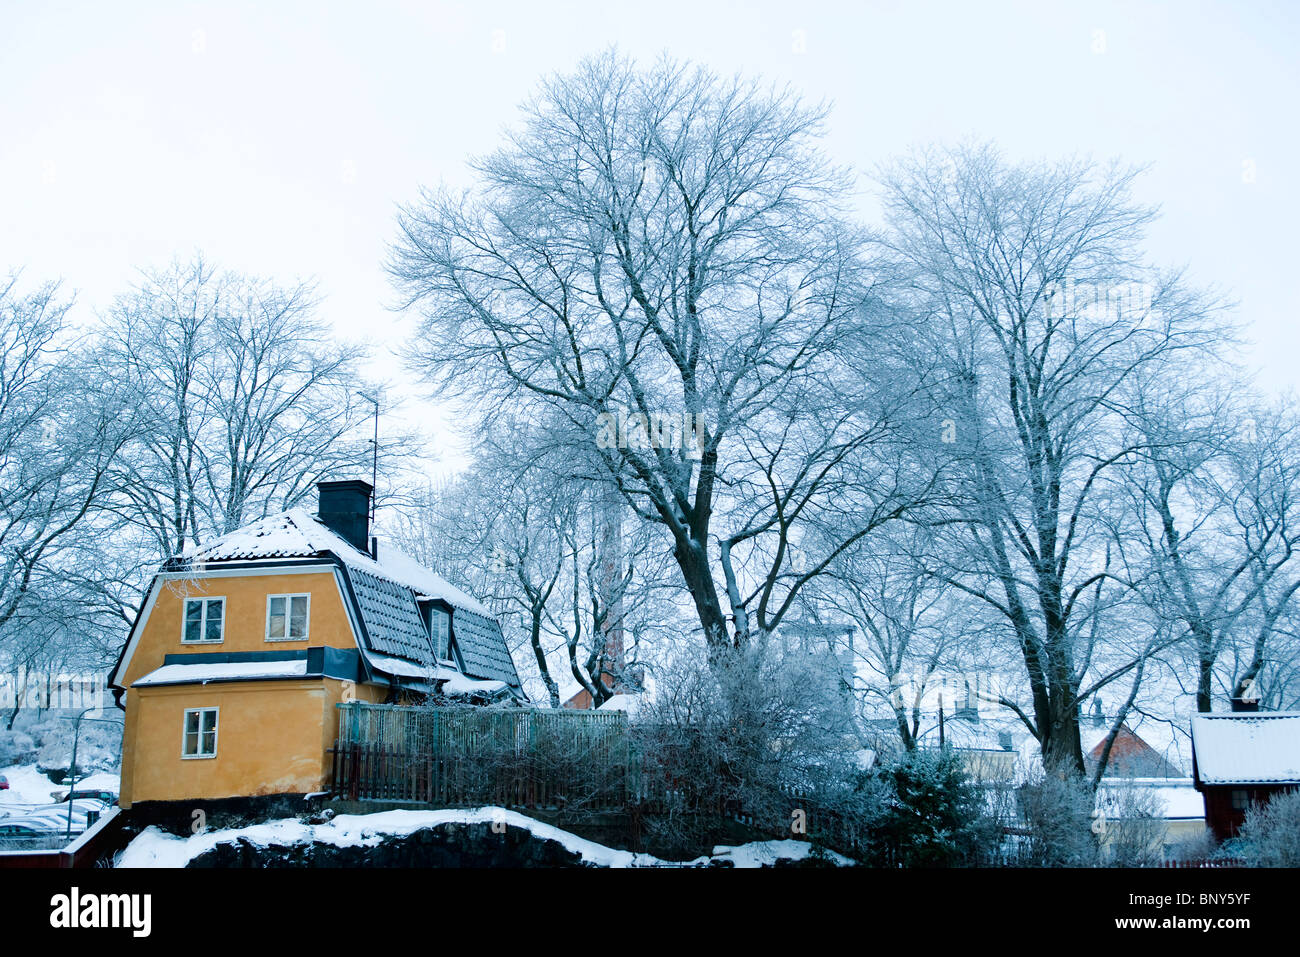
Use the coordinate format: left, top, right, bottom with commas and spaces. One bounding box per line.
116, 807, 853, 868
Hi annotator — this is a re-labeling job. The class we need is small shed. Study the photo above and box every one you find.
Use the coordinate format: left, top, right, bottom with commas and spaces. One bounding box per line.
1190, 712, 1300, 841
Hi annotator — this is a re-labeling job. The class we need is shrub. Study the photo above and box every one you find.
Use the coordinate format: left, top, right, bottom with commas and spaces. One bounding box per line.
30, 718, 121, 779
869, 747, 1000, 867
631, 638, 862, 858
1016, 772, 1099, 867
1095, 779, 1167, 867
0, 730, 37, 766
1236, 788, 1300, 867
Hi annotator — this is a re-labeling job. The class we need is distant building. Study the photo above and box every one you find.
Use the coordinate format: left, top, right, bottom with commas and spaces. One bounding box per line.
1086, 724, 1183, 779
1190, 711, 1300, 841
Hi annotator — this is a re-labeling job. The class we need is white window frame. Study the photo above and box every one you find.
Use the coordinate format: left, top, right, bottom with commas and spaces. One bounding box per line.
429, 606, 451, 660
181, 707, 219, 759
265, 593, 311, 642
181, 597, 226, 644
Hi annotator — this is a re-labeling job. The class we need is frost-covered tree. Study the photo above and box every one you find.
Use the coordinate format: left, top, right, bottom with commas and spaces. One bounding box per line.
389, 50, 934, 665
391, 418, 681, 708
95, 254, 389, 570
0, 275, 136, 648
879, 144, 1225, 774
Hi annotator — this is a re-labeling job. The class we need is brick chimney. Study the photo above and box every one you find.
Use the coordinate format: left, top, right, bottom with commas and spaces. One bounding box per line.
316, 480, 373, 555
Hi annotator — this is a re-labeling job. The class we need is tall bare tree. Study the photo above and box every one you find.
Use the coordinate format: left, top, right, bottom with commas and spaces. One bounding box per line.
391, 418, 680, 708
1130, 393, 1300, 711
96, 254, 389, 569
0, 275, 136, 641
389, 51, 931, 666
879, 143, 1224, 774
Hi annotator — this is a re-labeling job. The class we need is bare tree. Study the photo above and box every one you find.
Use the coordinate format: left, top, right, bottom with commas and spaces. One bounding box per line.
879, 143, 1225, 774
389, 51, 933, 667
811, 527, 1004, 752
391, 418, 681, 708
95, 254, 393, 571
1127, 390, 1300, 712
0, 275, 136, 647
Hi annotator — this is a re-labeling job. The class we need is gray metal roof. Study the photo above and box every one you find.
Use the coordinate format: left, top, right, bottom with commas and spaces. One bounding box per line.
174, 508, 521, 693
452, 608, 522, 689
344, 565, 437, 665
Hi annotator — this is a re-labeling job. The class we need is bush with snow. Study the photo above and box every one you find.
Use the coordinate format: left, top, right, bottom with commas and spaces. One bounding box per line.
29, 718, 121, 779
1234, 788, 1300, 867
0, 730, 38, 766
1015, 772, 1100, 867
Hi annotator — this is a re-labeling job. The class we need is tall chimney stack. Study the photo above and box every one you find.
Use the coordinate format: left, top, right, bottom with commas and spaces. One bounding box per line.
316, 479, 373, 555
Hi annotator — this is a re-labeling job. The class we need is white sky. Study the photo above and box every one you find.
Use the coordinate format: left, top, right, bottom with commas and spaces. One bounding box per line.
3, 1, 1297, 477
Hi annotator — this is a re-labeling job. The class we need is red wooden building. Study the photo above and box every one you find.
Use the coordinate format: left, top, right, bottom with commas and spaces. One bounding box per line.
1190, 711, 1300, 841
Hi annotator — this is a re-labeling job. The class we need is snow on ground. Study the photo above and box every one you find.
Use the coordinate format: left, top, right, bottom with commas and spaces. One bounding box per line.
1, 764, 120, 806
116, 806, 854, 868
711, 840, 857, 867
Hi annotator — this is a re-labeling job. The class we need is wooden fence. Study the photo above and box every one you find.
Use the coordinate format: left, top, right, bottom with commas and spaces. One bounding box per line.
331, 702, 631, 810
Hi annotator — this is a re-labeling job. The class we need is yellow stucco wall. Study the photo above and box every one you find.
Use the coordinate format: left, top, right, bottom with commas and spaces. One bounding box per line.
117, 569, 392, 807
120, 675, 389, 807
120, 571, 357, 691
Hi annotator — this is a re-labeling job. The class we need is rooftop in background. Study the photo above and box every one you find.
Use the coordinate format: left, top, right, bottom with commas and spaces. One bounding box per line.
1085, 724, 1183, 779
1190, 712, 1300, 786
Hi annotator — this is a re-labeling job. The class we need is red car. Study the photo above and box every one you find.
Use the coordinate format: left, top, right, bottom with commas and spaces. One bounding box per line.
0, 774, 8, 791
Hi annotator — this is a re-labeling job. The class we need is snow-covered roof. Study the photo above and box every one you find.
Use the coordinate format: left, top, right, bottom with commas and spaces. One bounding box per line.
364, 655, 461, 681
596, 693, 641, 716
134, 660, 309, 686
181, 509, 492, 617
1096, 778, 1205, 820
440, 675, 508, 697
165, 507, 522, 692
1191, 712, 1300, 785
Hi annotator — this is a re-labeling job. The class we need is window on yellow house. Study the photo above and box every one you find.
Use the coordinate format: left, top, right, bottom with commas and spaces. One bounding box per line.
182, 598, 225, 643
182, 708, 218, 758
266, 594, 310, 641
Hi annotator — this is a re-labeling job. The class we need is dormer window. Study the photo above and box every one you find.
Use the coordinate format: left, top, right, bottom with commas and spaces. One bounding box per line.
430, 607, 450, 660
418, 600, 451, 660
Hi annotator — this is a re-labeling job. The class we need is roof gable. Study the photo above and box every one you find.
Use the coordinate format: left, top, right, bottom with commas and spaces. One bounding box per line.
1086, 725, 1182, 778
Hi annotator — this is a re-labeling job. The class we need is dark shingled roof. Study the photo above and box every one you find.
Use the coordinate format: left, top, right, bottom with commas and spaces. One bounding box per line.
452, 608, 523, 689
344, 565, 436, 665
169, 508, 521, 694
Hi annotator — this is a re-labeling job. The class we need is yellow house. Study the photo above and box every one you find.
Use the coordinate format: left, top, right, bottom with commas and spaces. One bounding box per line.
109, 480, 523, 810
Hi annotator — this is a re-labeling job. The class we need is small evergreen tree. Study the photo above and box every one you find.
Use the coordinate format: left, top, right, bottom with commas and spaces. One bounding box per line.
872, 748, 996, 867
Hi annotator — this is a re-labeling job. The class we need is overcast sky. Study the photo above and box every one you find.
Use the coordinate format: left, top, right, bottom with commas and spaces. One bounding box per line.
3, 1, 1296, 475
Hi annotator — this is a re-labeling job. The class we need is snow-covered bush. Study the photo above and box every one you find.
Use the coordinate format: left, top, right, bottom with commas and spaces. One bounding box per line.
1165, 828, 1219, 864
632, 638, 861, 858
0, 730, 37, 766
1235, 788, 1300, 867
30, 718, 122, 779
1015, 772, 1099, 866
1096, 779, 1167, 867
